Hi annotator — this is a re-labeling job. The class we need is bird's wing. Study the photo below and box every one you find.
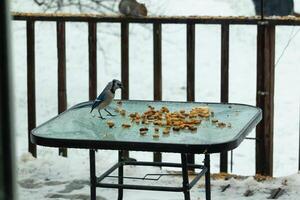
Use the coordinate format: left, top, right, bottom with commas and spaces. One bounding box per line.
90, 91, 107, 112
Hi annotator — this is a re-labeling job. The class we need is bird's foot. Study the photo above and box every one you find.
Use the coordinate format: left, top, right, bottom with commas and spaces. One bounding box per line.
104, 109, 116, 117
98, 116, 106, 120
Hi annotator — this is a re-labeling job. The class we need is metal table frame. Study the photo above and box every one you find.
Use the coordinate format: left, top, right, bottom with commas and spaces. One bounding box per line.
89, 150, 211, 200
30, 100, 262, 200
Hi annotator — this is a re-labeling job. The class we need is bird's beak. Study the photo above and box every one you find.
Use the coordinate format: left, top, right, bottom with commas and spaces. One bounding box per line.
120, 84, 124, 89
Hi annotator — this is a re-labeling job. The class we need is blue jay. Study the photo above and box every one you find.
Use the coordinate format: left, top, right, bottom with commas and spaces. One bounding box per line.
90, 79, 123, 119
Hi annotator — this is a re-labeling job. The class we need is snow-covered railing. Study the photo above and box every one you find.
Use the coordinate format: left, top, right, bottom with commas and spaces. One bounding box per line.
12, 12, 300, 25
12, 12, 300, 177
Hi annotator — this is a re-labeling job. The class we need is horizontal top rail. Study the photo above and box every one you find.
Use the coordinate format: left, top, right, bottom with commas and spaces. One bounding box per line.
12, 12, 300, 25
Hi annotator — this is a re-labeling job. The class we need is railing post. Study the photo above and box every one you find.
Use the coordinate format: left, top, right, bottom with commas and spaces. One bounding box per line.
153, 22, 162, 163
57, 21, 68, 157
88, 21, 97, 101
121, 22, 129, 159
186, 23, 195, 169
256, 24, 275, 176
220, 24, 230, 173
26, 20, 37, 158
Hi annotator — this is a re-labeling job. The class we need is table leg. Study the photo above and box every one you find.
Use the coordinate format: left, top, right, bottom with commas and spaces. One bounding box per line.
118, 150, 124, 200
89, 149, 96, 200
181, 153, 191, 200
204, 154, 211, 200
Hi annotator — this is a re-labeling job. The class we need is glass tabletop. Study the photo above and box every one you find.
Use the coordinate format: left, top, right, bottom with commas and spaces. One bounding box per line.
31, 100, 262, 153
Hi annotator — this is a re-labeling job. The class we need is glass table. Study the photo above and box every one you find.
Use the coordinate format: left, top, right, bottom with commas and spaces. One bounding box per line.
31, 100, 262, 200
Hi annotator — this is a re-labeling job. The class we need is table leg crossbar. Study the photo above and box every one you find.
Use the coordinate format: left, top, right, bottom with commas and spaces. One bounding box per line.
90, 150, 211, 200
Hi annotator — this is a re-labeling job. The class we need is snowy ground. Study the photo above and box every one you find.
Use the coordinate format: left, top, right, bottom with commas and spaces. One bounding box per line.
11, 0, 300, 199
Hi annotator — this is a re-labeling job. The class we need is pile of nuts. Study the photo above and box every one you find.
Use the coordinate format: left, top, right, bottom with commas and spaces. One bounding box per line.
126, 105, 211, 137
107, 102, 231, 138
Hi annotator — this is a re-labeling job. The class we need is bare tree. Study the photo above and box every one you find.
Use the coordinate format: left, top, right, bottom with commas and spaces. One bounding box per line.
31, 0, 168, 66
32, 0, 119, 13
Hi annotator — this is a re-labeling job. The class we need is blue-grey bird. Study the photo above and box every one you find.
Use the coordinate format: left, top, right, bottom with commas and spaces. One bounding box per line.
90, 79, 123, 119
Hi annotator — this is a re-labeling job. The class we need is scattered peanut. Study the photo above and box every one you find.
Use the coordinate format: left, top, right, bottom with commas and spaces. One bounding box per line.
217, 122, 226, 128
122, 123, 131, 128
106, 120, 115, 128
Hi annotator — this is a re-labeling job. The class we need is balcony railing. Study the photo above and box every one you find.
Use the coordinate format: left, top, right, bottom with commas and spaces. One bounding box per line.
12, 12, 300, 176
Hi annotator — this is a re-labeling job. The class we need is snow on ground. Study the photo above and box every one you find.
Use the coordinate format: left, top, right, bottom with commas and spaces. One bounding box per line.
11, 0, 300, 199
17, 152, 300, 200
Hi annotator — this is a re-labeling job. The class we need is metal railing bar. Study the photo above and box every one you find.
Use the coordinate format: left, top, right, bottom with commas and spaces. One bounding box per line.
26, 19, 37, 157
13, 13, 300, 26
121, 22, 129, 159
153, 22, 162, 163
57, 21, 68, 157
186, 23, 196, 168
220, 24, 230, 173
255, 24, 275, 176
88, 22, 97, 100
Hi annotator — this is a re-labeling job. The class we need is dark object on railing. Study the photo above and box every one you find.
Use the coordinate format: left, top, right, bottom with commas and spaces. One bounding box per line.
26, 20, 37, 158
261, 0, 264, 20
253, 0, 295, 16
186, 23, 196, 169
119, 0, 148, 17
121, 22, 129, 159
256, 24, 275, 176
0, 0, 16, 198
153, 23, 162, 163
220, 24, 230, 173
88, 22, 97, 100
57, 21, 68, 157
